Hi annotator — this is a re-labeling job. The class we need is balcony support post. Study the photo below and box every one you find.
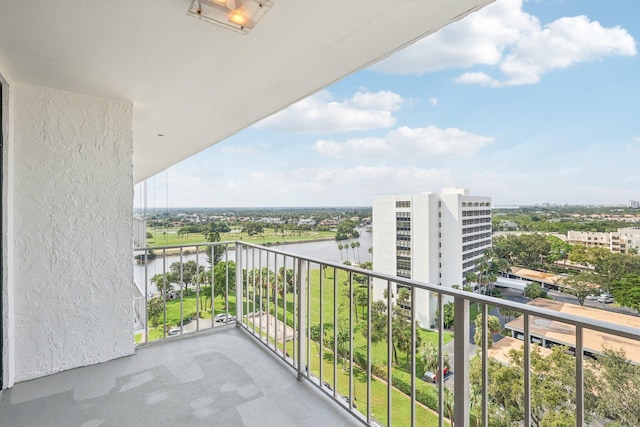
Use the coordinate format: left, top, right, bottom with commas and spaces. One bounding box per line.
297, 258, 307, 381
454, 296, 470, 427
235, 242, 244, 327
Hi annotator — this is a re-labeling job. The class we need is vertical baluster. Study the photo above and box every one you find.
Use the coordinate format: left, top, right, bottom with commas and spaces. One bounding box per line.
348, 271, 354, 410
524, 314, 531, 427
482, 303, 488, 427
319, 263, 324, 389
387, 280, 392, 427
144, 247, 149, 344
235, 242, 243, 327
293, 257, 297, 366
576, 325, 584, 427
266, 252, 271, 345
297, 258, 306, 380
438, 293, 444, 427
162, 248, 167, 338
366, 275, 372, 425
333, 266, 338, 397
410, 284, 416, 427
453, 296, 470, 427
259, 249, 263, 339
274, 254, 279, 352
284, 256, 288, 360
179, 247, 184, 335
195, 247, 200, 332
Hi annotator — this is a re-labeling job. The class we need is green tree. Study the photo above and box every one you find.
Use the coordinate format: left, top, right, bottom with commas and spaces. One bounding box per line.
470, 345, 596, 427
151, 272, 177, 295
612, 274, 640, 313
205, 231, 226, 267
147, 297, 164, 327
354, 287, 368, 321
435, 301, 455, 329
170, 260, 204, 283
213, 261, 236, 298
310, 324, 323, 356
592, 347, 640, 425
524, 282, 546, 300
473, 314, 500, 348
560, 273, 598, 306
420, 342, 450, 373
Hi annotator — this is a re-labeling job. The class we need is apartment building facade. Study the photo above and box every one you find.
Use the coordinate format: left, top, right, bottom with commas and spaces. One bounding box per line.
372, 188, 492, 327
567, 227, 640, 254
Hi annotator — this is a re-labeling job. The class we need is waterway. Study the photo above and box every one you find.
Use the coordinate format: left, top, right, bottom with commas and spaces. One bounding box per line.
134, 228, 372, 294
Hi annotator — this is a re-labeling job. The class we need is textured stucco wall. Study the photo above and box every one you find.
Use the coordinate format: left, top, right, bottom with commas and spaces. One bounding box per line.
12, 83, 134, 382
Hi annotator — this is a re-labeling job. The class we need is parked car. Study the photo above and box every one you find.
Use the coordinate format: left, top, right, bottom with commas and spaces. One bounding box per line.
597, 294, 614, 304
167, 327, 182, 336
214, 313, 236, 323
586, 294, 597, 300
422, 367, 451, 383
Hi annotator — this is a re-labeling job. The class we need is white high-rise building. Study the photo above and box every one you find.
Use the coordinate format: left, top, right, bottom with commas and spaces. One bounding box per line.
372, 188, 492, 327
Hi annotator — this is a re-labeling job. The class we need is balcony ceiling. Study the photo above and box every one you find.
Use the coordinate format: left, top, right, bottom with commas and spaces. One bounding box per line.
0, 0, 492, 183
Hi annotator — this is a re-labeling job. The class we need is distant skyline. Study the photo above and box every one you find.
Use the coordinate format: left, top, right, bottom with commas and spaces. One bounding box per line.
135, 0, 640, 208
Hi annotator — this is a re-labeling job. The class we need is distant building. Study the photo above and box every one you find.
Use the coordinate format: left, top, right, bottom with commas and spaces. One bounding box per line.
297, 218, 316, 226
372, 188, 492, 327
567, 227, 640, 254
629, 200, 640, 209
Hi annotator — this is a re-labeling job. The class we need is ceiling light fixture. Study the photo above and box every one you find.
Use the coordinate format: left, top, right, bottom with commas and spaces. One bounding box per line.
187, 0, 274, 34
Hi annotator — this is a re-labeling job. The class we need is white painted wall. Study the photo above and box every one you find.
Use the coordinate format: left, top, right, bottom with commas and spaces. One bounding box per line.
1, 67, 16, 388
10, 83, 134, 383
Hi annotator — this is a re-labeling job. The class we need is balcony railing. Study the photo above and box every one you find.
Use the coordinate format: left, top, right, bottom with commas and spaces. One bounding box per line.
134, 241, 640, 427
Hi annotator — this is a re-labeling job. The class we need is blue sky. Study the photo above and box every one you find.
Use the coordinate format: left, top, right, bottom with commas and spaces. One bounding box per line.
137, 0, 640, 208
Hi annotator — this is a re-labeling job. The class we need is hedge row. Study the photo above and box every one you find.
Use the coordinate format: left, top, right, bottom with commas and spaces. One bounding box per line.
353, 350, 443, 415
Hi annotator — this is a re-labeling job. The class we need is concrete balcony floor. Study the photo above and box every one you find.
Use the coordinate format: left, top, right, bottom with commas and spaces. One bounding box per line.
0, 326, 361, 427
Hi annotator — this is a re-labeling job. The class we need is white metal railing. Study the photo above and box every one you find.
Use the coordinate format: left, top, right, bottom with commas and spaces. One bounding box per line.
135, 241, 640, 427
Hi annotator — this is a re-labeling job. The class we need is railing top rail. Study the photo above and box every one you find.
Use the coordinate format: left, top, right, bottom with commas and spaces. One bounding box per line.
134, 241, 234, 252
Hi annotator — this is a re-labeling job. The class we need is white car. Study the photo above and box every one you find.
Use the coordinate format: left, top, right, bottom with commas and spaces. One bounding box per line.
597, 294, 614, 304
586, 294, 597, 300
214, 313, 236, 323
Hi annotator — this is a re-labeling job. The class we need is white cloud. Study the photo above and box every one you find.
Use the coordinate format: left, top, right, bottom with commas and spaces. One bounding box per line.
372, 0, 636, 87
494, 15, 637, 86
428, 97, 438, 106
312, 126, 494, 158
372, 0, 538, 74
253, 89, 403, 133
206, 166, 455, 206
633, 136, 640, 143
454, 72, 501, 87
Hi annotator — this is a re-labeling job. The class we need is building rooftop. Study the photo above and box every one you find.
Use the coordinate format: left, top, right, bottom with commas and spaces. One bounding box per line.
0, 327, 360, 427
504, 299, 640, 364
487, 336, 552, 365
510, 267, 564, 286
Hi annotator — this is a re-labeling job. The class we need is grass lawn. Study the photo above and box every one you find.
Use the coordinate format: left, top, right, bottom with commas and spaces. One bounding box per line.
250, 266, 453, 377
284, 341, 447, 427
146, 227, 336, 247
136, 294, 240, 344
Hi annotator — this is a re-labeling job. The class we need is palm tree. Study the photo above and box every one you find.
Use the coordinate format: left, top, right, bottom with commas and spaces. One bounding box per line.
350, 242, 356, 262
443, 387, 455, 426
420, 342, 450, 373
338, 243, 344, 261
355, 241, 361, 263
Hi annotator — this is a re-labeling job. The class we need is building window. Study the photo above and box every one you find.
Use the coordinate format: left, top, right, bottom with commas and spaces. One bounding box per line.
396, 201, 411, 208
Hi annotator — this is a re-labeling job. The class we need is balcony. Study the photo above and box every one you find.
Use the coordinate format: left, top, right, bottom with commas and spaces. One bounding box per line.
4, 241, 640, 426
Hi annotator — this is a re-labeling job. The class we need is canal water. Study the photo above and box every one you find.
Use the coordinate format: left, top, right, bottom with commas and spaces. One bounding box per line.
134, 228, 372, 293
